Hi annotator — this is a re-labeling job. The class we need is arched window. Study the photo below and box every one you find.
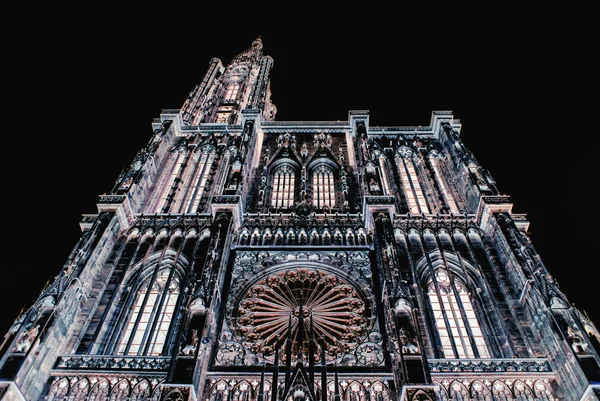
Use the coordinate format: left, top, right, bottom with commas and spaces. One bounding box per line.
271, 165, 295, 209
116, 269, 180, 356
428, 269, 489, 358
224, 82, 240, 102
184, 148, 215, 214
396, 147, 430, 214
151, 146, 187, 214
312, 165, 335, 210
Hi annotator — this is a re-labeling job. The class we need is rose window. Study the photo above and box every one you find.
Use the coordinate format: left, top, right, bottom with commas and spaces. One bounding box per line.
230, 267, 374, 364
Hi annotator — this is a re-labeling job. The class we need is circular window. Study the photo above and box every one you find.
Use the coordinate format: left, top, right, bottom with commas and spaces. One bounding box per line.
229, 267, 374, 364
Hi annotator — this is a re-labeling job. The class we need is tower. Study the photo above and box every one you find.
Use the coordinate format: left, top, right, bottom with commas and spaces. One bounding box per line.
1, 37, 599, 401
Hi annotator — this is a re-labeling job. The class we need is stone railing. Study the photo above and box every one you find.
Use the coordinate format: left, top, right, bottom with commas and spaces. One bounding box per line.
160, 109, 180, 115
365, 196, 395, 205
263, 120, 347, 127
241, 212, 364, 230
428, 358, 552, 374
97, 194, 126, 204
482, 194, 511, 204
54, 355, 171, 372
212, 195, 241, 204
392, 213, 478, 231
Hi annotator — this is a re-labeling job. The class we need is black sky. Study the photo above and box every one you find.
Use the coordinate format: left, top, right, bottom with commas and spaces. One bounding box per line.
2, 8, 597, 337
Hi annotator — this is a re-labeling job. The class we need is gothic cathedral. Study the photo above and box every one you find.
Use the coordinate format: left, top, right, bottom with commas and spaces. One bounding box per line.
1, 37, 599, 401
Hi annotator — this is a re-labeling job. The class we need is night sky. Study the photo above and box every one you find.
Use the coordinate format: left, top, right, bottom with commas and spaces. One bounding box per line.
3, 9, 597, 338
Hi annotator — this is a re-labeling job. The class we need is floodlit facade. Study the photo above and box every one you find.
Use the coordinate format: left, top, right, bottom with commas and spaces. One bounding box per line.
1, 37, 599, 401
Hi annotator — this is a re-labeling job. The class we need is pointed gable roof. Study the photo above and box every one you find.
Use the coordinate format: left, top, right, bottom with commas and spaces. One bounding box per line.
280, 362, 319, 401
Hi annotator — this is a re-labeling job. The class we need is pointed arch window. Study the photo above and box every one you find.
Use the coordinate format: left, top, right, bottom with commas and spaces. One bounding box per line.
428, 269, 489, 358
152, 147, 187, 214
312, 165, 335, 209
396, 147, 430, 214
224, 82, 240, 102
116, 269, 180, 356
185, 149, 216, 213
271, 165, 295, 209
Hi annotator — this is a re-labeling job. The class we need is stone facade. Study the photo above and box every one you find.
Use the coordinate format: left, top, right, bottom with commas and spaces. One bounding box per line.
1, 38, 599, 401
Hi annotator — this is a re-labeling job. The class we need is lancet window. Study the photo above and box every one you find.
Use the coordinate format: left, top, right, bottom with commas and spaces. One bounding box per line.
395, 147, 430, 214
427, 269, 489, 358
115, 268, 180, 356
185, 149, 216, 213
152, 146, 187, 213
271, 165, 295, 209
224, 82, 240, 102
312, 165, 335, 210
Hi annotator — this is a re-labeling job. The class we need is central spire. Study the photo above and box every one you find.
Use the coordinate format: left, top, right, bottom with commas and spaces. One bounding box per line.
231, 36, 264, 64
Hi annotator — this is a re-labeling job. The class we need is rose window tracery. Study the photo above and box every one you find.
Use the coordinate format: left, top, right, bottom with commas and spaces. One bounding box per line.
229, 267, 374, 364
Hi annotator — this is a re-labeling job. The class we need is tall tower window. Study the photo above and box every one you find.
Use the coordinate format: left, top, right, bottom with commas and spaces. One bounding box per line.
116, 269, 179, 356
185, 150, 215, 213
216, 106, 234, 123
271, 165, 295, 209
312, 165, 335, 210
428, 269, 489, 359
224, 82, 240, 102
396, 147, 430, 214
152, 148, 187, 213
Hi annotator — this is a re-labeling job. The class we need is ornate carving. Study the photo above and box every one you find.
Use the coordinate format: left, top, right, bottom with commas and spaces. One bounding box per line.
223, 251, 379, 367
55, 355, 171, 372
393, 213, 478, 233
98, 194, 126, 204
428, 358, 552, 373
365, 196, 395, 205
482, 195, 511, 204
212, 195, 240, 204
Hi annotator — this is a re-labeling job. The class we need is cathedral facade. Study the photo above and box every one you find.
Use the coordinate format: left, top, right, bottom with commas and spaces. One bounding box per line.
1, 37, 599, 401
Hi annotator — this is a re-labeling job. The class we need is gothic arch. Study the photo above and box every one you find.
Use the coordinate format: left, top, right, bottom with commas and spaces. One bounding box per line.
447, 380, 469, 401
110, 378, 131, 400
431, 381, 449, 401
490, 380, 512, 400
469, 380, 491, 400
268, 158, 301, 173
343, 380, 369, 401
46, 377, 70, 400
231, 380, 255, 401
120, 249, 188, 291
413, 248, 481, 288
406, 389, 434, 401
512, 380, 535, 400
365, 380, 391, 401
306, 157, 339, 174
395, 145, 418, 160
68, 378, 91, 401
102, 248, 189, 356
130, 379, 152, 400
88, 378, 111, 400
411, 242, 492, 359
532, 380, 555, 400
286, 228, 296, 245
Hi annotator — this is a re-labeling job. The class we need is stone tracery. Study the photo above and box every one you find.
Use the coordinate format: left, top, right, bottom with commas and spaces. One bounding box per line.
222, 251, 381, 367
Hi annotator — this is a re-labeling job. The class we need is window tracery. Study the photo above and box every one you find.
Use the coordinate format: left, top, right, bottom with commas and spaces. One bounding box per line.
271, 165, 295, 209
428, 270, 489, 359
228, 266, 375, 365
224, 82, 240, 102
395, 147, 429, 214
185, 148, 215, 213
312, 165, 335, 210
116, 269, 180, 356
